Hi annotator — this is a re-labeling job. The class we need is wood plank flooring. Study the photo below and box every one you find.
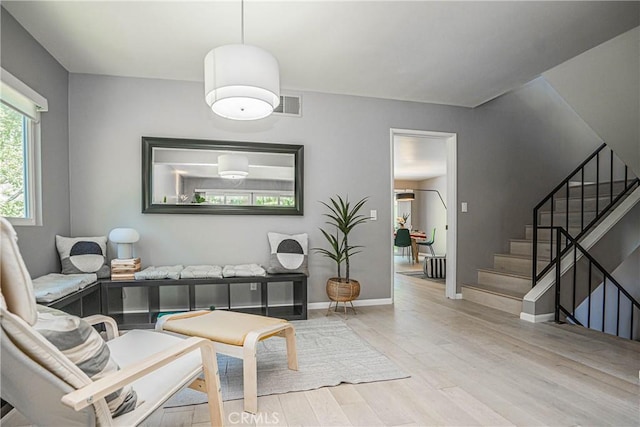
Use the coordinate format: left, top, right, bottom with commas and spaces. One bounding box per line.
4, 258, 639, 426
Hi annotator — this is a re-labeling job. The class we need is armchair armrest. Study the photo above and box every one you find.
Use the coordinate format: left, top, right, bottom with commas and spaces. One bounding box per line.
62, 335, 224, 425
61, 336, 218, 411
82, 314, 120, 340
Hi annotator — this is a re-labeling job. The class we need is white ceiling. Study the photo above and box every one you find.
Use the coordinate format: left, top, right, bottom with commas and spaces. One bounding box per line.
4, 1, 638, 180
394, 135, 447, 181
3, 1, 638, 108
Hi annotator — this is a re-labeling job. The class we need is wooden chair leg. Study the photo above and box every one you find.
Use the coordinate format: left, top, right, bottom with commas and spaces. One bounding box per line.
199, 343, 224, 426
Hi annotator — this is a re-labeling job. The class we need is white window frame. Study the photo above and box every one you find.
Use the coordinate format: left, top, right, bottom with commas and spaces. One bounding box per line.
1, 68, 47, 226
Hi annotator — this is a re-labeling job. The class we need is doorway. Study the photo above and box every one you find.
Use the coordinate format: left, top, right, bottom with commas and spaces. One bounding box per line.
390, 128, 458, 300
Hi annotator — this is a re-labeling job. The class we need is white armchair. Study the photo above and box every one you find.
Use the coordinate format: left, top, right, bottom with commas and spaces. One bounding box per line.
0, 217, 224, 426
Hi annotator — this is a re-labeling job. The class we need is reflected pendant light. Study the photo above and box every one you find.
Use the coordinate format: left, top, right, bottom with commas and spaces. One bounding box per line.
396, 192, 415, 201
204, 0, 280, 120
218, 154, 249, 179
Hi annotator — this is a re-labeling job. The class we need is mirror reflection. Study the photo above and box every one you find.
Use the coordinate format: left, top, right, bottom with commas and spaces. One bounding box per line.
142, 137, 303, 215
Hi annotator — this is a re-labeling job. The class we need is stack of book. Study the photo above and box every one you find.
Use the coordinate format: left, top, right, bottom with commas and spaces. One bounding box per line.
111, 258, 141, 281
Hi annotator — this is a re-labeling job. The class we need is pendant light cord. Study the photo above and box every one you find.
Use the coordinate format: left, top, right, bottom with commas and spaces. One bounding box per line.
241, 0, 245, 44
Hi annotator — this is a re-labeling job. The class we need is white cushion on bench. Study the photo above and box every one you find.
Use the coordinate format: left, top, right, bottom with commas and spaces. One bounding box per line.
134, 265, 184, 280
180, 265, 223, 279
222, 264, 266, 277
32, 273, 97, 303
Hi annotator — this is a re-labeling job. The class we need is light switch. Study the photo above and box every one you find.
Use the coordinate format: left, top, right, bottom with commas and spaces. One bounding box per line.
461, 202, 468, 213
370, 210, 377, 221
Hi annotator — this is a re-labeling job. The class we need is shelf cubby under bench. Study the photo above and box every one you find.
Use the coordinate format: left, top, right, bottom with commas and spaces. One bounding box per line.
100, 273, 307, 329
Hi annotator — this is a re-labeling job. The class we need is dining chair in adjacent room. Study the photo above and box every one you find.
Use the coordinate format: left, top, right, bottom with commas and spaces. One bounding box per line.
417, 228, 436, 257
394, 228, 413, 262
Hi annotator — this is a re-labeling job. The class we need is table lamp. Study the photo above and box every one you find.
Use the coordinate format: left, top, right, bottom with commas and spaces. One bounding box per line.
109, 228, 140, 259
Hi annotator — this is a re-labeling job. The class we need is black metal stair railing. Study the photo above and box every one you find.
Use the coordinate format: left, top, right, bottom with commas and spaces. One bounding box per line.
532, 144, 640, 285
543, 227, 640, 340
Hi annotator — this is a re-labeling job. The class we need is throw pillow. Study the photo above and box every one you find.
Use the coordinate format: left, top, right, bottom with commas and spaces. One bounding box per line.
266, 232, 308, 274
34, 305, 138, 417
56, 235, 110, 279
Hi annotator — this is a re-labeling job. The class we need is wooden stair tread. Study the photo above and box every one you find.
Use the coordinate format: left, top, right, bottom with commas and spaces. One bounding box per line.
462, 283, 527, 300
494, 253, 550, 261
509, 238, 551, 245
477, 268, 531, 281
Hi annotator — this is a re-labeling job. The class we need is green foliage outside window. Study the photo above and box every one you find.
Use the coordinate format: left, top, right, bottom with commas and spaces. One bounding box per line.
0, 103, 26, 218
255, 196, 279, 206
226, 195, 250, 205
279, 196, 294, 206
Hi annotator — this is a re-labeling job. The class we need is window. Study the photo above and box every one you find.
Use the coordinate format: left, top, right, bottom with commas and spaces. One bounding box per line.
0, 68, 47, 226
200, 190, 294, 207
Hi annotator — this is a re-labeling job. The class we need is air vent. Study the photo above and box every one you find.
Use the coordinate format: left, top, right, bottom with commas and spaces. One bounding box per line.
273, 95, 301, 117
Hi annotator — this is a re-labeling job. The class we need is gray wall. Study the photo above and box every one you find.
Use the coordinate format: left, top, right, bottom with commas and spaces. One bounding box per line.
68, 73, 602, 301
415, 176, 447, 256
456, 77, 602, 283
0, 8, 70, 277
68, 73, 474, 303
544, 27, 640, 175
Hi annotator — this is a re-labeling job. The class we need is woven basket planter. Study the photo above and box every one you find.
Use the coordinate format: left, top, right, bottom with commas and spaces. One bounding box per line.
326, 278, 361, 302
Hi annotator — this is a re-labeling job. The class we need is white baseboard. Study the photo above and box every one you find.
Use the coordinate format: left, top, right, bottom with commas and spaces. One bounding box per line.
308, 298, 393, 310
520, 312, 555, 323
453, 293, 463, 300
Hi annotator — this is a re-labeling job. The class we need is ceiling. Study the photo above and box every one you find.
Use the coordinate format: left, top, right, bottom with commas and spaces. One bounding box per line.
394, 135, 447, 181
3, 1, 638, 181
3, 1, 638, 108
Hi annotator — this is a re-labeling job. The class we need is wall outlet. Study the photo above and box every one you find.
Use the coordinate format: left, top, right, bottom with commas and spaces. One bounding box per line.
370, 209, 377, 221
250, 283, 257, 291
461, 202, 468, 213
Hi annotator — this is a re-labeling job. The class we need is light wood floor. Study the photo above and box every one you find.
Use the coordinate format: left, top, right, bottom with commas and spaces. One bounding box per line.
6, 258, 639, 426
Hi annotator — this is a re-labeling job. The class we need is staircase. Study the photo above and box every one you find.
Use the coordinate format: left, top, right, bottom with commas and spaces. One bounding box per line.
462, 182, 636, 315
461, 226, 545, 315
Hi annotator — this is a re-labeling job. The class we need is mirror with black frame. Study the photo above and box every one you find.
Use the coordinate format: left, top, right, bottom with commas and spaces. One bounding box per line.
142, 137, 304, 215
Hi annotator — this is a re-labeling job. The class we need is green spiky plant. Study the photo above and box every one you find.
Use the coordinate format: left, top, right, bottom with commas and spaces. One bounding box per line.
314, 195, 368, 283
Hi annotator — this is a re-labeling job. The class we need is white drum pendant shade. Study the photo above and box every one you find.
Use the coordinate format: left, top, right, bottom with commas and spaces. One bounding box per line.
204, 44, 280, 120
218, 154, 249, 179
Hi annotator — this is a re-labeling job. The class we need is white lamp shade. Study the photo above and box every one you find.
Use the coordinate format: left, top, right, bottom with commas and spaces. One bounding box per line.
108, 228, 140, 243
204, 44, 280, 120
109, 228, 139, 259
218, 154, 249, 179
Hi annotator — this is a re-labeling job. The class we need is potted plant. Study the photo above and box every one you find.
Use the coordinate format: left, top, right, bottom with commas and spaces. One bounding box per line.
314, 195, 368, 313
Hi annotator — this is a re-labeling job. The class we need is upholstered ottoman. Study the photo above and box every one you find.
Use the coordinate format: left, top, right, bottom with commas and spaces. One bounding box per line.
156, 310, 297, 413
423, 256, 446, 279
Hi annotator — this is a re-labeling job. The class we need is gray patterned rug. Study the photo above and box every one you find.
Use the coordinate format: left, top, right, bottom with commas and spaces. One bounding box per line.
398, 270, 446, 283
164, 317, 408, 407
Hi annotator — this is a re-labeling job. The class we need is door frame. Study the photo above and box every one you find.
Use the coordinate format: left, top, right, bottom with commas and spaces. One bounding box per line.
390, 128, 458, 300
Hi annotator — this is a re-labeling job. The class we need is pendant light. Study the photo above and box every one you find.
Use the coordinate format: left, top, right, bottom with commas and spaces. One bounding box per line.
204, 0, 280, 120
218, 154, 249, 179
396, 192, 415, 201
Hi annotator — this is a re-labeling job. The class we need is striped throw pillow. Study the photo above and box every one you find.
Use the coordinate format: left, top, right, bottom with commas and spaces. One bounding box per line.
34, 305, 137, 417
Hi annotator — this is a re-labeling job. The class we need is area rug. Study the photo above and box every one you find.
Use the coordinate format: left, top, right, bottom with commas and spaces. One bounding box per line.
163, 317, 408, 407
398, 270, 445, 284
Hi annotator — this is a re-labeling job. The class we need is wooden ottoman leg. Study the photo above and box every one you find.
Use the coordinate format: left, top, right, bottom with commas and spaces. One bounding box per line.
283, 326, 298, 371
242, 340, 259, 414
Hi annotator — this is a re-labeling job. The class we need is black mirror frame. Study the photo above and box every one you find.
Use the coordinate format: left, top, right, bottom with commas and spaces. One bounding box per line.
142, 137, 304, 215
